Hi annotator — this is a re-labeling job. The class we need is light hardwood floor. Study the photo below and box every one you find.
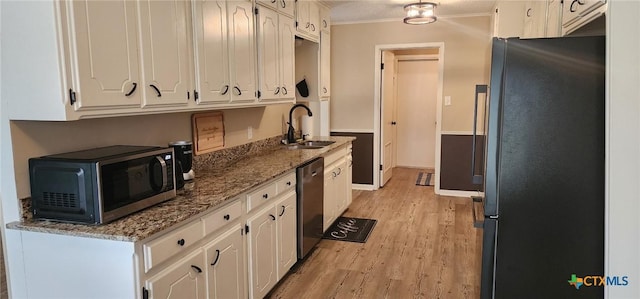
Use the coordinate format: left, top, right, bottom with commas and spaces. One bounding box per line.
268, 167, 483, 299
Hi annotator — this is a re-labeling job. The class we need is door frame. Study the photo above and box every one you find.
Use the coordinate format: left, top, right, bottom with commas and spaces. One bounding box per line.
373, 42, 444, 193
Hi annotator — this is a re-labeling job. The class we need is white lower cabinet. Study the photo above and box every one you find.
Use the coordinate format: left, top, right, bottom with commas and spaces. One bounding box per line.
204, 224, 247, 299
276, 191, 298, 280
247, 203, 278, 299
144, 249, 207, 299
322, 144, 353, 232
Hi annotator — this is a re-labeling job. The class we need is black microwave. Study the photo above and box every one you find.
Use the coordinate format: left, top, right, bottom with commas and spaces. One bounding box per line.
29, 145, 176, 224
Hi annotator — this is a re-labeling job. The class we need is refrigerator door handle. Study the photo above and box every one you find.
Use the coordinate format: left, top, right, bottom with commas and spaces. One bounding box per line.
472, 84, 489, 185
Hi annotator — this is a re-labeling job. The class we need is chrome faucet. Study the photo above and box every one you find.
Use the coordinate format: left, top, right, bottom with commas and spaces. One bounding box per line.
287, 104, 313, 144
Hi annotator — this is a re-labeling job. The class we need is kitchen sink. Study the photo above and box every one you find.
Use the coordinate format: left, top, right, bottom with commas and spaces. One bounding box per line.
282, 140, 335, 150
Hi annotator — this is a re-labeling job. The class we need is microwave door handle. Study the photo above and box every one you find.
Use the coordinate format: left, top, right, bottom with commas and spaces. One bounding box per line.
155, 156, 168, 191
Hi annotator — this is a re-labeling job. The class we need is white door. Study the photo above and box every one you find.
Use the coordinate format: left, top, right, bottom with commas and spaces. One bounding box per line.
257, 7, 280, 101
192, 0, 230, 105
275, 191, 297, 280
145, 250, 206, 299
279, 15, 296, 100
247, 204, 277, 299
69, 0, 141, 110
228, 1, 257, 103
396, 59, 439, 168
139, 0, 193, 107
380, 50, 396, 187
204, 225, 246, 299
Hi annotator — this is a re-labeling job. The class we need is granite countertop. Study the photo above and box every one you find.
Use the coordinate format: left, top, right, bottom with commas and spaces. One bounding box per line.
7, 136, 355, 242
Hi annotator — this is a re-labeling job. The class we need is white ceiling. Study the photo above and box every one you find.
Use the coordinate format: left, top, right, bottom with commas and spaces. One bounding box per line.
325, 0, 497, 24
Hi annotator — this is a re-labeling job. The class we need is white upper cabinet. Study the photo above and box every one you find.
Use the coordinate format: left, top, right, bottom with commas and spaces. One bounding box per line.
295, 0, 320, 41
193, 0, 257, 105
562, 0, 606, 35
522, 1, 548, 38
320, 4, 331, 33
192, 0, 230, 105
139, 0, 194, 107
228, 1, 258, 103
492, 1, 525, 38
257, 6, 295, 103
546, 0, 563, 37
257, 0, 295, 17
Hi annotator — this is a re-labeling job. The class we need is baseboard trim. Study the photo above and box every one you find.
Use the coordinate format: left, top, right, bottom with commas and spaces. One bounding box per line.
437, 189, 482, 198
352, 184, 375, 191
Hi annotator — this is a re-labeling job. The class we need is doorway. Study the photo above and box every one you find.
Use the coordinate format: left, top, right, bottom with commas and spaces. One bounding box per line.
375, 43, 444, 192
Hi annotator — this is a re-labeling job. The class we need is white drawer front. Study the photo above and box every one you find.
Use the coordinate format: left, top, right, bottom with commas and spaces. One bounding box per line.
276, 172, 296, 193
246, 182, 278, 213
143, 220, 203, 273
202, 200, 242, 236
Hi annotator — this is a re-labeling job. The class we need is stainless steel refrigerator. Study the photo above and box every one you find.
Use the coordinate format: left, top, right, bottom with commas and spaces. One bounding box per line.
480, 36, 605, 299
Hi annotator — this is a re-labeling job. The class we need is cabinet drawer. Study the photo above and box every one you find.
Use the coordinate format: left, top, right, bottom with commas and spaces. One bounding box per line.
143, 220, 204, 273
202, 200, 242, 236
323, 145, 347, 167
247, 182, 278, 212
276, 172, 296, 193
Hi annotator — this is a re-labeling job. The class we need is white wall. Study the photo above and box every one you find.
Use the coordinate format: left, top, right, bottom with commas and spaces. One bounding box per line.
606, 1, 640, 298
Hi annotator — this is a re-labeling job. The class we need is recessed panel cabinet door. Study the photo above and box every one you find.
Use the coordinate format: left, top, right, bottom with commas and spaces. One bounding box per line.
248, 205, 278, 299
69, 0, 141, 110
276, 191, 297, 280
320, 31, 331, 97
145, 250, 206, 299
204, 225, 246, 299
279, 15, 296, 101
139, 0, 193, 107
228, 1, 257, 103
257, 7, 280, 100
193, 0, 231, 105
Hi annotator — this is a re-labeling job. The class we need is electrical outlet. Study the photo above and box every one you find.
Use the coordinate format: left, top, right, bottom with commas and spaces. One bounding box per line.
445, 96, 452, 106
248, 126, 253, 140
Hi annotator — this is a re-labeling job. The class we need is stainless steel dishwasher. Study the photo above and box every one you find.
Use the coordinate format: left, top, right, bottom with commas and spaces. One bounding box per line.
297, 157, 324, 259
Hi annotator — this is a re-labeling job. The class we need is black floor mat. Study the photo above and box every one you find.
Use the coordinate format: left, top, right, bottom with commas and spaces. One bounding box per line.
322, 217, 377, 243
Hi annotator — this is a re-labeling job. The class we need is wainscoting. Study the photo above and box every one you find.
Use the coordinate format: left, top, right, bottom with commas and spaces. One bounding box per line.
440, 134, 485, 191
331, 132, 374, 185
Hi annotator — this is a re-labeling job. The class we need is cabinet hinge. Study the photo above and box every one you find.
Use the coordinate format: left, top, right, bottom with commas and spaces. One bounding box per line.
256, 90, 261, 98
295, 21, 298, 28
495, 8, 498, 13
245, 224, 250, 234
187, 91, 190, 100
381, 63, 384, 70
194, 90, 199, 101
142, 287, 149, 299
69, 89, 76, 105
255, 7, 259, 15
380, 164, 383, 171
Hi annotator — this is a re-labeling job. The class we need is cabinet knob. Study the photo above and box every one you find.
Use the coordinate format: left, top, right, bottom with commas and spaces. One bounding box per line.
211, 249, 220, 266
323, 20, 327, 28
224, 214, 230, 221
570, 0, 579, 12
177, 239, 185, 246
311, 24, 316, 31
274, 87, 280, 95
286, 181, 292, 186
282, 87, 288, 95
279, 205, 286, 217
526, 8, 532, 17
323, 87, 327, 94
281, 0, 286, 8
269, 214, 276, 221
234, 86, 242, 96
190, 265, 202, 273
149, 84, 162, 97
221, 85, 229, 95
263, 193, 269, 199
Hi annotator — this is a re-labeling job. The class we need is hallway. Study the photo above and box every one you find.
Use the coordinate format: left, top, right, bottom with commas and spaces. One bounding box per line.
269, 167, 483, 299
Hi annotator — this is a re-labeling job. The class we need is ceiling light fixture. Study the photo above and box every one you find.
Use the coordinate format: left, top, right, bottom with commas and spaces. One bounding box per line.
403, 1, 437, 25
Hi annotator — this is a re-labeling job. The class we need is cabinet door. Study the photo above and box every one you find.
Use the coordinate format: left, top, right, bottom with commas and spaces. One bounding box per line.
320, 5, 330, 33
523, 1, 547, 38
347, 153, 353, 206
546, 0, 562, 37
145, 249, 206, 299
257, 7, 280, 101
69, 0, 141, 110
308, 2, 320, 38
204, 225, 246, 299
279, 15, 296, 101
193, 0, 231, 105
139, 0, 193, 107
256, 0, 278, 11
228, 1, 257, 103
275, 191, 297, 280
295, 1, 310, 35
323, 167, 336, 232
320, 31, 331, 98
247, 204, 278, 299
335, 160, 348, 216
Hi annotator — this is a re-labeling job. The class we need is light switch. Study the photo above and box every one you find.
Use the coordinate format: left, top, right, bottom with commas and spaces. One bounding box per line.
445, 96, 452, 106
